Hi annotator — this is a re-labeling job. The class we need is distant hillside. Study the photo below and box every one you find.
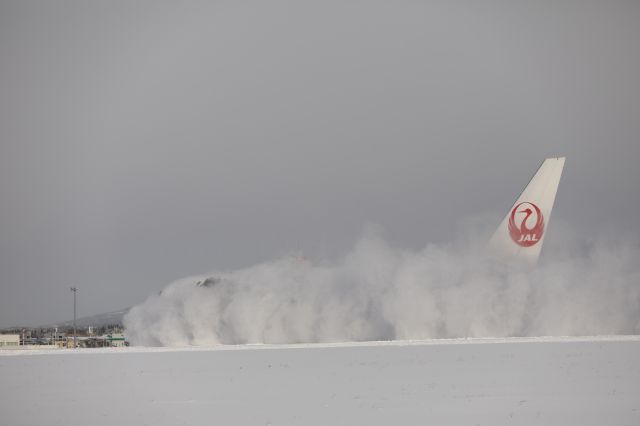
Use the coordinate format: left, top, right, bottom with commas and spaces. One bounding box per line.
44, 308, 130, 328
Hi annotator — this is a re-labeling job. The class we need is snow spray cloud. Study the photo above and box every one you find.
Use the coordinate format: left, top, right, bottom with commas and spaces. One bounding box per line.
124, 229, 640, 346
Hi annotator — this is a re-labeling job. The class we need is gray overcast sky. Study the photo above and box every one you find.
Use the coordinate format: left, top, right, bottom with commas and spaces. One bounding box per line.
1, 1, 639, 327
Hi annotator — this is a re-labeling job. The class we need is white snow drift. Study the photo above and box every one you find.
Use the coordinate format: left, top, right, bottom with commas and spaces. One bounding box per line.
124, 230, 640, 346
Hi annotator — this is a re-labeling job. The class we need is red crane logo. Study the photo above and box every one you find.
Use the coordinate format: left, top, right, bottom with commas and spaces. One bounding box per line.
508, 202, 544, 247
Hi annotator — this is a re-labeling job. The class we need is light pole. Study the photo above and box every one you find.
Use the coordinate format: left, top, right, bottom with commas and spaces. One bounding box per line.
70, 287, 77, 348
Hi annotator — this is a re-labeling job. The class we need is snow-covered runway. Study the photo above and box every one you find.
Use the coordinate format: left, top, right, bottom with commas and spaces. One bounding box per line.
2, 336, 639, 425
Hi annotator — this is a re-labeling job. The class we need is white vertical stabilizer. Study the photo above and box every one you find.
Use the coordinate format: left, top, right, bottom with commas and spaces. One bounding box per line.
488, 157, 565, 265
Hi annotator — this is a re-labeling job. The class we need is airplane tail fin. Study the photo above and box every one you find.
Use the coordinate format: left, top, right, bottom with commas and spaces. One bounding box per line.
488, 157, 565, 265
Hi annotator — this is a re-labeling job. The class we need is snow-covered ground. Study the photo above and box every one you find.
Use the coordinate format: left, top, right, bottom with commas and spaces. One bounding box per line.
2, 336, 639, 425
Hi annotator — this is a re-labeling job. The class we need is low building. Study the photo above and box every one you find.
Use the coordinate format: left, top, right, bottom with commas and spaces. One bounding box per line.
0, 334, 20, 347
105, 333, 127, 347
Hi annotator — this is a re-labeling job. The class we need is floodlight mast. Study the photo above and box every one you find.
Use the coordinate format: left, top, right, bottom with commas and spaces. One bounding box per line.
70, 287, 77, 348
